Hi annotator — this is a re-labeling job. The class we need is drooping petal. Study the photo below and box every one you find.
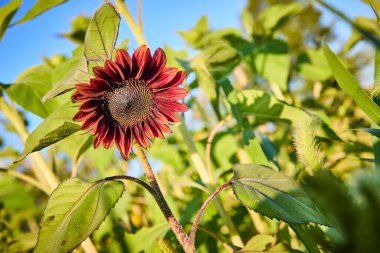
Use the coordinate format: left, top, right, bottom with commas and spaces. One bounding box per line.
147, 117, 164, 139
156, 100, 188, 112
105, 60, 124, 81
90, 78, 110, 90
131, 45, 152, 79
115, 49, 132, 78
102, 126, 116, 149
154, 87, 188, 101
146, 48, 166, 82
156, 104, 181, 122
93, 66, 112, 81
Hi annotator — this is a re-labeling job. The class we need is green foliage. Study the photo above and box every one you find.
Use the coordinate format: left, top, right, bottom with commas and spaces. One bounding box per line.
232, 164, 329, 225
0, 0, 22, 41
323, 42, 380, 126
16, 103, 80, 162
15, 0, 68, 25
34, 178, 124, 253
1, 0, 380, 252
84, 3, 120, 62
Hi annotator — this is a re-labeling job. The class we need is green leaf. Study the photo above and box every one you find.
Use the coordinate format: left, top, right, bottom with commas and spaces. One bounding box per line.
125, 223, 169, 253
16, 103, 81, 162
289, 224, 321, 253
259, 2, 304, 34
15, 0, 68, 25
43, 57, 89, 101
178, 16, 209, 49
239, 234, 274, 252
34, 178, 124, 253
0, 0, 22, 41
236, 89, 312, 126
84, 3, 120, 62
231, 164, 329, 225
353, 128, 380, 138
0, 175, 34, 210
253, 40, 290, 91
5, 64, 60, 118
297, 49, 332, 81
323, 42, 380, 126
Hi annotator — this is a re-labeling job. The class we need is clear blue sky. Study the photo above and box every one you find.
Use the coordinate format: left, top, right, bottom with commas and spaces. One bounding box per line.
0, 0, 374, 84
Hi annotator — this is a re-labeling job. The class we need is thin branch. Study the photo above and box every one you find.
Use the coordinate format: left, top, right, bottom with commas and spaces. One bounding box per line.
186, 181, 233, 251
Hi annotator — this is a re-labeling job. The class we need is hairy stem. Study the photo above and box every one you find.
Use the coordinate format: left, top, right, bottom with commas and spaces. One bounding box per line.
133, 143, 189, 251
186, 181, 233, 251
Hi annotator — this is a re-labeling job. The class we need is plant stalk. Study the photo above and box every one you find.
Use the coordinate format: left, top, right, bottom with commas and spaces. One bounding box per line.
133, 143, 190, 252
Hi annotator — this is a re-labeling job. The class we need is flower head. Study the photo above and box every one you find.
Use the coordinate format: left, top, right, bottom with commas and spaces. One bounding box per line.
72, 45, 188, 160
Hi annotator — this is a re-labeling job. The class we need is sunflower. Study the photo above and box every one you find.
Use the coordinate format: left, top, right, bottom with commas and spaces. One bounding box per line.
72, 45, 188, 160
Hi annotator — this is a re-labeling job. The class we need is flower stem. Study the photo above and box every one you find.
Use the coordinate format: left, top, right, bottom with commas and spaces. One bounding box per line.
133, 143, 189, 251
186, 181, 233, 252
114, 0, 147, 45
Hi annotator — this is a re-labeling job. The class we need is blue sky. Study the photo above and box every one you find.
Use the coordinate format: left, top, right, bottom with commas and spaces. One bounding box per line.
0, 0, 374, 84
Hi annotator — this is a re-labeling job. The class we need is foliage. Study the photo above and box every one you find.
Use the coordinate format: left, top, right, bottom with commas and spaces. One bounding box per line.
1, 0, 380, 252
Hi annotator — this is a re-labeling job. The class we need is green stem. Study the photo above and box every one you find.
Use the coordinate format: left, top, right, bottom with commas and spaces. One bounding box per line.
0, 168, 51, 194
179, 119, 243, 247
186, 182, 233, 252
133, 143, 189, 252
0, 98, 59, 189
114, 0, 147, 45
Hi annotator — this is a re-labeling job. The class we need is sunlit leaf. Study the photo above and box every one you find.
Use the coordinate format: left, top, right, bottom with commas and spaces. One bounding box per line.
259, 2, 304, 33
43, 57, 88, 101
84, 3, 120, 62
323, 42, 380, 126
0, 0, 22, 41
15, 0, 68, 25
253, 40, 290, 91
125, 223, 169, 253
232, 164, 329, 225
34, 178, 124, 253
16, 103, 80, 162
5, 64, 60, 117
297, 49, 332, 81
238, 234, 274, 252
178, 16, 209, 49
236, 89, 312, 126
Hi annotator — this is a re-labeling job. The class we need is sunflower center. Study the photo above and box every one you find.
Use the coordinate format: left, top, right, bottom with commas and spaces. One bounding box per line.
105, 79, 154, 127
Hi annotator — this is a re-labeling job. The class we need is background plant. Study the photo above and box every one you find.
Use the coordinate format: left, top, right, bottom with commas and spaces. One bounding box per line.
0, 0, 380, 252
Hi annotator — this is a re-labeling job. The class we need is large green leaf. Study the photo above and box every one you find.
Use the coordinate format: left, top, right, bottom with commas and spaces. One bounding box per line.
253, 40, 290, 91
15, 103, 81, 162
259, 2, 304, 34
297, 49, 332, 81
236, 89, 311, 126
34, 178, 124, 253
84, 3, 120, 62
0, 0, 22, 41
15, 0, 68, 25
231, 164, 329, 225
43, 57, 89, 101
323, 42, 380, 126
5, 64, 59, 118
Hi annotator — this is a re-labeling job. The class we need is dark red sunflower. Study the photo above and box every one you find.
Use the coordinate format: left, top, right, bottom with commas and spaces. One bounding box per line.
72, 45, 188, 160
